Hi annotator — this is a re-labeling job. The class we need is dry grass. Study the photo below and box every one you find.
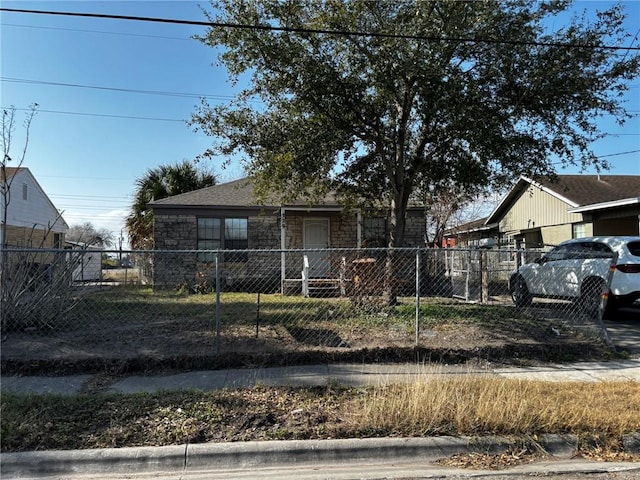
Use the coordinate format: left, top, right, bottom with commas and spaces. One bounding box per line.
354, 377, 640, 439
101, 268, 141, 284
2, 378, 639, 453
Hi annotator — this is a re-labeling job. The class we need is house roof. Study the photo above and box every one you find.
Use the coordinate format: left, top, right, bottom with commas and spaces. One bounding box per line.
444, 217, 498, 236
1, 167, 69, 230
150, 177, 341, 209
1, 166, 21, 181
534, 175, 639, 205
486, 174, 640, 224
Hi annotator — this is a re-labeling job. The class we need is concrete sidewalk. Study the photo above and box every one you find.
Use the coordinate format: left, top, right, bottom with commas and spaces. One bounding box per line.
2, 360, 640, 479
2, 358, 639, 396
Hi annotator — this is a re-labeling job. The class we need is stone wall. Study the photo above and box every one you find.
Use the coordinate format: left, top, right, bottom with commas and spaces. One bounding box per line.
404, 213, 426, 247
249, 215, 280, 249
153, 213, 283, 290
152, 210, 426, 289
153, 214, 198, 288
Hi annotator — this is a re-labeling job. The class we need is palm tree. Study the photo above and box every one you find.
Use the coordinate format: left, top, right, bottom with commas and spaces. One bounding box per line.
126, 160, 216, 249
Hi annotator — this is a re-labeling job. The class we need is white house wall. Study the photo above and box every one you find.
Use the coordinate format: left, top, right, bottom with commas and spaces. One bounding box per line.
1, 169, 66, 233
498, 184, 585, 236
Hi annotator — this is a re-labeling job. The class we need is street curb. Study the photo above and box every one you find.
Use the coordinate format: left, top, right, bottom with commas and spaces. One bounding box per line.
3, 434, 633, 478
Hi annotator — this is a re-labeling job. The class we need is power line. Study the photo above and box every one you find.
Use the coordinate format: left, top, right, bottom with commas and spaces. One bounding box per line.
1, 7, 639, 51
598, 149, 640, 158
56, 205, 130, 210
52, 197, 131, 205
38, 174, 128, 181
2, 106, 186, 123
0, 77, 232, 101
5, 105, 639, 134
50, 193, 132, 200
1, 22, 192, 40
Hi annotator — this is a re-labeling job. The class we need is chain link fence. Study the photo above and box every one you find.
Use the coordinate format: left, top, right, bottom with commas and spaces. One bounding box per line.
0, 246, 619, 368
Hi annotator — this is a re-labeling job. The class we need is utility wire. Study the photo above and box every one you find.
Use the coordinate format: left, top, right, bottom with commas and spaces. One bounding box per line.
50, 193, 132, 199
4, 77, 637, 101
4, 106, 639, 134
0, 77, 231, 100
1, 22, 192, 40
597, 149, 640, 158
2, 7, 639, 51
2, 106, 185, 123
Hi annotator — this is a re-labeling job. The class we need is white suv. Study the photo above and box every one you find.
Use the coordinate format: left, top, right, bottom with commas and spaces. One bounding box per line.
509, 236, 640, 317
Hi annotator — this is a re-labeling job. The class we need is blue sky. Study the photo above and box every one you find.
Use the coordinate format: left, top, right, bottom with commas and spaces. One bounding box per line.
1, 1, 639, 244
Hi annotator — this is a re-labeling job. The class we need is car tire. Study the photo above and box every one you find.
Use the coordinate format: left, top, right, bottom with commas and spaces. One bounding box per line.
511, 275, 532, 307
580, 279, 606, 319
602, 296, 617, 320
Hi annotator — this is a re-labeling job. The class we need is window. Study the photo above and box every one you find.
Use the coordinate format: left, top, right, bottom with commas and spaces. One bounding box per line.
363, 217, 387, 248
197, 217, 247, 262
224, 218, 248, 261
224, 218, 248, 250
572, 223, 588, 239
22, 183, 28, 201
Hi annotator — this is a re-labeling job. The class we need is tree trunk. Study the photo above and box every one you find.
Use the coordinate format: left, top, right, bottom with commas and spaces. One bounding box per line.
382, 191, 408, 306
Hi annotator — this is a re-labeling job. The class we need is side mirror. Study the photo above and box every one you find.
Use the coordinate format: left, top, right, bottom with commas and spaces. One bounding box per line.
534, 257, 544, 265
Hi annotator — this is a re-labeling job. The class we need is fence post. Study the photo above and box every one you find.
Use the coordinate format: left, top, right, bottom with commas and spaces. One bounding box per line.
597, 252, 618, 351
415, 248, 421, 347
481, 250, 488, 303
302, 255, 309, 297
215, 251, 221, 355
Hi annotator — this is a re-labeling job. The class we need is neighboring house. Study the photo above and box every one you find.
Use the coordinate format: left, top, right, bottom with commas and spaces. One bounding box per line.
446, 175, 640, 248
150, 177, 427, 290
1, 167, 68, 248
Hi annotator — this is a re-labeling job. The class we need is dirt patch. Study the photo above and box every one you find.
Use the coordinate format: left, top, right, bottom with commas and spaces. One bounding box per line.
0, 288, 619, 375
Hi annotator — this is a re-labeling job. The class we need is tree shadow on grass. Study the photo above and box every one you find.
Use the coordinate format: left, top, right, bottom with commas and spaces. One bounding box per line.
285, 326, 350, 348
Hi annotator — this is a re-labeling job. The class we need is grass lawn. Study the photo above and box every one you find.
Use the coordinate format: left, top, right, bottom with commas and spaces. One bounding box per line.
1, 285, 615, 372
2, 378, 639, 456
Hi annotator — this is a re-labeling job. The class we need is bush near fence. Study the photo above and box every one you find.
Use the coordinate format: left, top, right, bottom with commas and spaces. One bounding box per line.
0, 247, 616, 371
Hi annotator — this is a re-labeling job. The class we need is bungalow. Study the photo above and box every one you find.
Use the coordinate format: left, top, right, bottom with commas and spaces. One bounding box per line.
446, 174, 639, 248
150, 178, 427, 291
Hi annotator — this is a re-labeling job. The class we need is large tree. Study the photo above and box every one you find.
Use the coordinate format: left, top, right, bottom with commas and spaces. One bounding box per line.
192, 0, 639, 248
67, 222, 114, 247
1, 104, 38, 248
126, 160, 216, 249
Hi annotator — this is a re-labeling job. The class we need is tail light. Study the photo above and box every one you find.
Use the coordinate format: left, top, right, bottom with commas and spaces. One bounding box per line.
615, 264, 640, 273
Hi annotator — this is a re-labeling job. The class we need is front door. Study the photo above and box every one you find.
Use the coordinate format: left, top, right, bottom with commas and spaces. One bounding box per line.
304, 218, 330, 277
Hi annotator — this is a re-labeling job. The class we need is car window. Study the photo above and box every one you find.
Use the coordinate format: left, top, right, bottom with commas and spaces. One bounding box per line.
544, 245, 570, 261
565, 243, 589, 259
578, 242, 614, 259
627, 241, 640, 257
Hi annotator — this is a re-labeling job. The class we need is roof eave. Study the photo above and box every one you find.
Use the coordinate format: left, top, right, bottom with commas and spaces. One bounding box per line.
568, 197, 640, 213
446, 222, 499, 236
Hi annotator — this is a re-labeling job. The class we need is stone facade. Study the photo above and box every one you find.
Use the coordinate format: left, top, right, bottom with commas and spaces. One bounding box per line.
404, 212, 426, 246
153, 215, 198, 288
152, 210, 426, 290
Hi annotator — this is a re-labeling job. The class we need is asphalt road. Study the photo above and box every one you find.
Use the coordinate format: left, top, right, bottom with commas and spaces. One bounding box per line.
605, 308, 640, 354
